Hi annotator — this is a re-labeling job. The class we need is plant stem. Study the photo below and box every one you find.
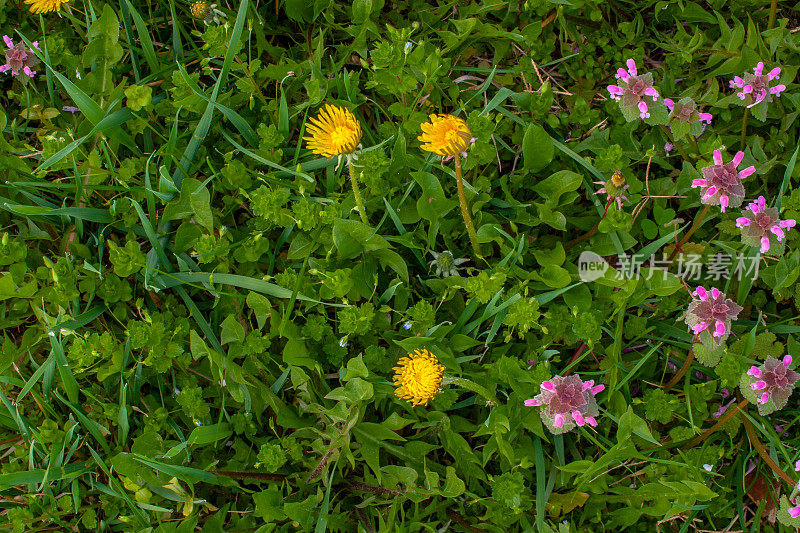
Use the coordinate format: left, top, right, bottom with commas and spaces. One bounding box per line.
681, 398, 748, 450
742, 415, 795, 485
663, 345, 694, 393
668, 205, 710, 261
689, 136, 701, 156
454, 157, 482, 258
768, 0, 778, 30
567, 200, 612, 248
347, 160, 369, 224
659, 125, 691, 161
740, 108, 749, 149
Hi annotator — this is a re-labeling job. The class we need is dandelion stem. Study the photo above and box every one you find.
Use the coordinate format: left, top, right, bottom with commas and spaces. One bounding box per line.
347, 160, 369, 224
454, 157, 482, 258
740, 108, 749, 149
768, 0, 778, 30
668, 205, 710, 261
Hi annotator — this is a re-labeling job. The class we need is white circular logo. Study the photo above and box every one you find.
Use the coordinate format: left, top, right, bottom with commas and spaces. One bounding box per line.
578, 251, 609, 282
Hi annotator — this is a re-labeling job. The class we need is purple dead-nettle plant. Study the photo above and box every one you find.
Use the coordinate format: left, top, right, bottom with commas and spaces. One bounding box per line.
664, 97, 712, 141
741, 355, 799, 416
736, 196, 796, 254
524, 374, 604, 435
730, 62, 786, 108
691, 149, 755, 212
607, 59, 660, 121
684, 286, 743, 347
0, 36, 40, 79
664, 97, 713, 124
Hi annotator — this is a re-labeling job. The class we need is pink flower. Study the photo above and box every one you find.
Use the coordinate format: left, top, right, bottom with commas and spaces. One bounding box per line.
684, 286, 743, 346
1, 35, 39, 80
607, 58, 661, 122
692, 150, 754, 212
524, 374, 604, 435
664, 142, 674, 154
744, 355, 798, 411
712, 399, 735, 418
730, 62, 786, 108
790, 502, 800, 518
736, 196, 796, 254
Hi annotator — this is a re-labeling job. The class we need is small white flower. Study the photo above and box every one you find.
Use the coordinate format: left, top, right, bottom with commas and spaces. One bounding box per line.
702, 464, 713, 471
339, 337, 348, 348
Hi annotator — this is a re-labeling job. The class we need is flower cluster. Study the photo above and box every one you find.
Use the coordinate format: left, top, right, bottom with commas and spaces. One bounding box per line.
304, 104, 480, 253
741, 356, 798, 415
524, 374, 604, 435
392, 349, 445, 406
664, 97, 712, 141
736, 196, 796, 254
691, 150, 754, 212
594, 170, 629, 210
607, 59, 660, 120
730, 62, 785, 108
665, 97, 712, 125
747, 356, 798, 405
683, 286, 743, 347
1, 36, 39, 80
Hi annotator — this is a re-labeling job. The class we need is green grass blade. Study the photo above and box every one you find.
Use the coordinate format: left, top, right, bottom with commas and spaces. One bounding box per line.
172, 0, 250, 189
123, 0, 160, 74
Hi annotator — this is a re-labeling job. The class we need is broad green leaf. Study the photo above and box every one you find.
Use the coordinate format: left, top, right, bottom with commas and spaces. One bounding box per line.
522, 123, 554, 172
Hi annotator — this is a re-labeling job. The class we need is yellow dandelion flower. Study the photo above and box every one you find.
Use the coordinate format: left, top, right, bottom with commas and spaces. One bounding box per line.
303, 104, 362, 158
393, 349, 445, 406
25, 0, 67, 14
417, 114, 473, 157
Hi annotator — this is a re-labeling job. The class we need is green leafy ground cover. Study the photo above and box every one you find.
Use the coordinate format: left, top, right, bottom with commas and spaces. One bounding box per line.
3, 0, 800, 530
